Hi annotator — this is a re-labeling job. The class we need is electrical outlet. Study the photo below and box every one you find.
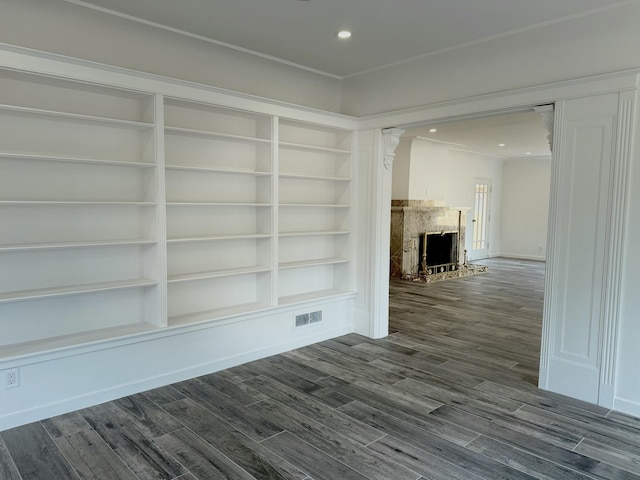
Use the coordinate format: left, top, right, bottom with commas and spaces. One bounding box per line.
4, 368, 19, 389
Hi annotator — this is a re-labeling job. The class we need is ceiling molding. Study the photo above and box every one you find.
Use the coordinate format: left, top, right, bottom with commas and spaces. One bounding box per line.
342, 0, 638, 79
61, 0, 344, 80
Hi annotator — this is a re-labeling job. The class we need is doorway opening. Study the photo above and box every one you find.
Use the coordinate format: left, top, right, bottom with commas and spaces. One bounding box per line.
388, 106, 553, 381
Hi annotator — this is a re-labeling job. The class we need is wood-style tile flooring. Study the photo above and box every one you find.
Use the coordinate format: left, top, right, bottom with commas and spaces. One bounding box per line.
3, 258, 640, 479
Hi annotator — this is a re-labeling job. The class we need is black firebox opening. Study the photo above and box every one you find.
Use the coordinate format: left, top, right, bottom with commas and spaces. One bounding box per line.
419, 232, 458, 272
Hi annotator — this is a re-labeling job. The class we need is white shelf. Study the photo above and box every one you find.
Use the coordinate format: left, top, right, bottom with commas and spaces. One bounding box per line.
166, 202, 270, 207
167, 234, 271, 243
168, 302, 272, 327
0, 201, 156, 206
279, 230, 349, 237
165, 126, 271, 144
279, 141, 350, 154
279, 289, 353, 306
165, 164, 271, 176
279, 172, 350, 182
0, 152, 155, 168
168, 266, 271, 283
0, 104, 153, 129
0, 322, 159, 361
0, 239, 156, 252
0, 278, 158, 304
279, 258, 349, 269
279, 203, 350, 208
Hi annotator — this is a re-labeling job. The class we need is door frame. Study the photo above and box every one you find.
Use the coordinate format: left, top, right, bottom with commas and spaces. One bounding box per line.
358, 69, 638, 409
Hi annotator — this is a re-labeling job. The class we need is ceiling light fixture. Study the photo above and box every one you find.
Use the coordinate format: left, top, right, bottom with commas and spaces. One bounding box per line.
525, 152, 532, 155
429, 128, 437, 133
337, 30, 352, 39
498, 143, 505, 147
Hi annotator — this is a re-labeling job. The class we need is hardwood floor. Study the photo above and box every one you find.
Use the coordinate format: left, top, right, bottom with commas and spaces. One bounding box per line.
3, 258, 640, 479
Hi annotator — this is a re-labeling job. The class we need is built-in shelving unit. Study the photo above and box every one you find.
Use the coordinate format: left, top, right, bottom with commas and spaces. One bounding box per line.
163, 98, 274, 326
277, 119, 353, 304
0, 67, 355, 360
0, 69, 161, 352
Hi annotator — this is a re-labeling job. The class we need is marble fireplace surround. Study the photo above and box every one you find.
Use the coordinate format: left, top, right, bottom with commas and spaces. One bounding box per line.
390, 200, 469, 279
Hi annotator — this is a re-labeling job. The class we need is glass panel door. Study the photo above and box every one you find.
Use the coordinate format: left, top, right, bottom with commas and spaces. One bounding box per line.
472, 180, 491, 259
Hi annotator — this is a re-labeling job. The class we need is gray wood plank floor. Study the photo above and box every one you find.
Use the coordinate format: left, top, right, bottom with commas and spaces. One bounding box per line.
3, 258, 640, 480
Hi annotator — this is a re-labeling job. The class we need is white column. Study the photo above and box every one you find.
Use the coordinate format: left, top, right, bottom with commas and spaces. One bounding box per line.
539, 92, 634, 407
354, 128, 404, 339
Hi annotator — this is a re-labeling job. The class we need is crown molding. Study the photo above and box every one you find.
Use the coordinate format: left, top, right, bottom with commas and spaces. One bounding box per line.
358, 69, 640, 130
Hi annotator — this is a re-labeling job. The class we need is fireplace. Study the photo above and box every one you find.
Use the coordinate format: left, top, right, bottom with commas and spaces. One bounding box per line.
390, 200, 468, 279
419, 231, 458, 274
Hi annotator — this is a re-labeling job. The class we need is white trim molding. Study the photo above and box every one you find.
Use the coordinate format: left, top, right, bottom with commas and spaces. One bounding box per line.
599, 91, 636, 407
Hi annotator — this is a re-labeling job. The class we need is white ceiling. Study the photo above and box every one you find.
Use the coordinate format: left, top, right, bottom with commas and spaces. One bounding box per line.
403, 110, 552, 159
66, 0, 626, 79
63, 0, 580, 156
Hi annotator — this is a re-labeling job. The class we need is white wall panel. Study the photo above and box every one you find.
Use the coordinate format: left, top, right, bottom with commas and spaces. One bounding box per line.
541, 93, 618, 404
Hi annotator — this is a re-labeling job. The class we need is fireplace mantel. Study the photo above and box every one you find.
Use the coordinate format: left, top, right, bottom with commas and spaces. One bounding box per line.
390, 200, 469, 278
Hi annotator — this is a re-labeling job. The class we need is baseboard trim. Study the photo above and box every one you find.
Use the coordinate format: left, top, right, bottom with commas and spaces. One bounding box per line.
496, 253, 546, 262
613, 397, 640, 418
0, 324, 352, 432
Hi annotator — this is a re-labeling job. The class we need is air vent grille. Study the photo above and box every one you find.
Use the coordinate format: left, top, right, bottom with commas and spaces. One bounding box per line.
295, 310, 323, 327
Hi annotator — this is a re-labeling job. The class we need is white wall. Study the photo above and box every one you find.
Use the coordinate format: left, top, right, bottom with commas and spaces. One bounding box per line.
342, 2, 640, 116
500, 157, 552, 260
0, 0, 343, 112
1, 0, 640, 421
392, 138, 503, 258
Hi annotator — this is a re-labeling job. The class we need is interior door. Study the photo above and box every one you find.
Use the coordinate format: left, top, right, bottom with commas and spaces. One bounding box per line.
471, 179, 491, 259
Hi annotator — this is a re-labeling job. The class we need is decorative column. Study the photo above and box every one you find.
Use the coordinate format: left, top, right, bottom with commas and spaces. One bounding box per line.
382, 128, 405, 170
355, 127, 405, 339
534, 104, 554, 151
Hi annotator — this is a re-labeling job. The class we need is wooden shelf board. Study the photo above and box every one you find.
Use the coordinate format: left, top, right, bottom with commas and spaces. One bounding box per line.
279, 203, 350, 208
0, 322, 158, 361
279, 230, 349, 237
166, 202, 271, 207
167, 234, 271, 243
165, 126, 271, 144
165, 164, 271, 176
279, 141, 350, 154
278, 289, 354, 306
279, 257, 349, 269
0, 278, 158, 303
168, 302, 272, 327
0, 201, 156, 206
0, 239, 156, 252
279, 173, 351, 182
0, 103, 153, 129
168, 266, 271, 283
0, 152, 155, 168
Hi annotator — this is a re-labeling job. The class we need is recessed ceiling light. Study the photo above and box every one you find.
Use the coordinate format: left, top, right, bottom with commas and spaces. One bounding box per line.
429, 128, 437, 133
498, 143, 505, 147
525, 152, 532, 155
337, 30, 352, 39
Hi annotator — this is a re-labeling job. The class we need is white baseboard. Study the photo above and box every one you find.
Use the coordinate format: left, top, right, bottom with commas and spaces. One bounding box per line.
613, 397, 640, 418
0, 299, 355, 432
495, 253, 546, 261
